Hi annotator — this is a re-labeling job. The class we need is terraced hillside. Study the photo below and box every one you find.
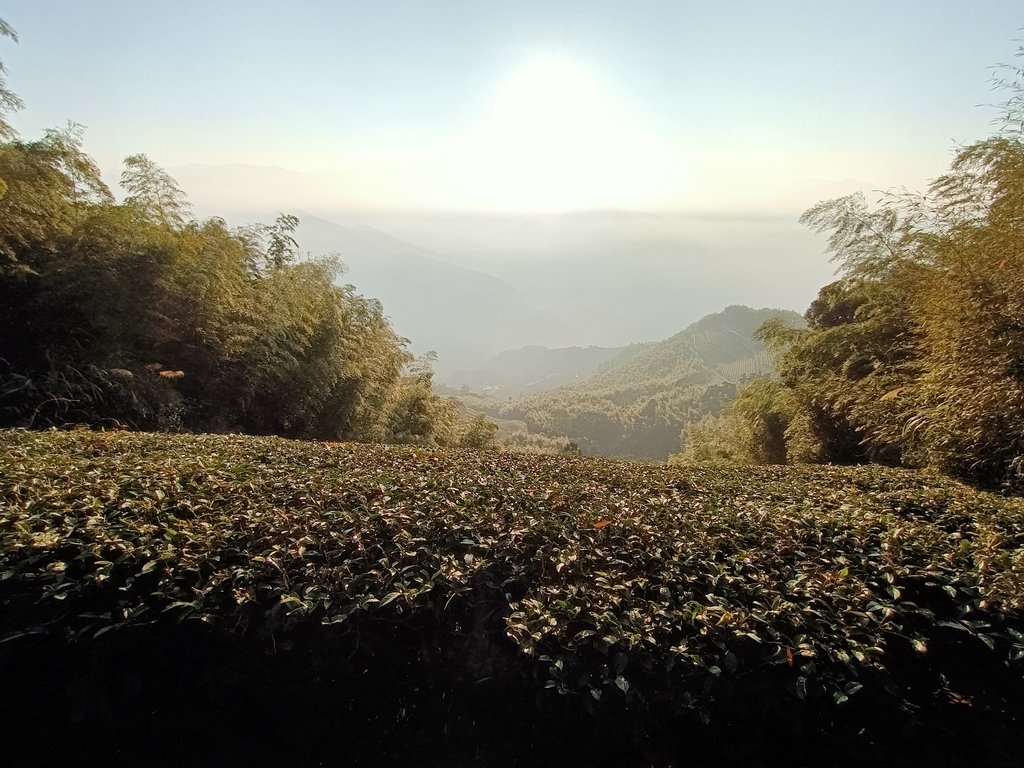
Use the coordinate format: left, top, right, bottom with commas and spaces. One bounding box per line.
1, 429, 1022, 767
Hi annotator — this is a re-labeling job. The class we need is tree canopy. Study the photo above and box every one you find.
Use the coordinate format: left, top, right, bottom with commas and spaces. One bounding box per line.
0, 23, 489, 449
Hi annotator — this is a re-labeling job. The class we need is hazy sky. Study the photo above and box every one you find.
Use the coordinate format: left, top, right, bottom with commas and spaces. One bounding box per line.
3, 1, 1022, 214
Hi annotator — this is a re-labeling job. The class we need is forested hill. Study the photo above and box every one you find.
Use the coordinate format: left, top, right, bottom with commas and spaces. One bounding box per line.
584, 305, 803, 392
459, 305, 804, 459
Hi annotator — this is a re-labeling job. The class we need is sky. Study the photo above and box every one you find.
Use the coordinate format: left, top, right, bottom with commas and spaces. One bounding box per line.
2, 1, 1021, 215
1, 2, 1022, 364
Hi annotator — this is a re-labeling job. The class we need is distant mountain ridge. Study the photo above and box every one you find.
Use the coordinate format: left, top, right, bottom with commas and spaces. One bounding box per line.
586, 304, 799, 390
459, 305, 805, 459
557, 208, 664, 223
292, 214, 531, 374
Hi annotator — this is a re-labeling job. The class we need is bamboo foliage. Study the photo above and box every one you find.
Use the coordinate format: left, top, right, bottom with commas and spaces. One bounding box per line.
714, 84, 1024, 489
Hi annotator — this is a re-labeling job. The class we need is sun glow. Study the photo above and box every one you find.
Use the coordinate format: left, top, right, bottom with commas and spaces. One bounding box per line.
443, 57, 684, 212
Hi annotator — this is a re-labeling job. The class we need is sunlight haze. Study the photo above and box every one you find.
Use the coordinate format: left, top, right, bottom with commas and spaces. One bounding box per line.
4, 1, 1019, 214
2, 0, 1022, 369
442, 55, 685, 211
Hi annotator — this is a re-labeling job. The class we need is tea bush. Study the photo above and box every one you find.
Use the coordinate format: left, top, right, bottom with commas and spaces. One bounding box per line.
1, 429, 1022, 766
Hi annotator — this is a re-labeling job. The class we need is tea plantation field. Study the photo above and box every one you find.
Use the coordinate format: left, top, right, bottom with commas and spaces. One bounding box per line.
1, 429, 1022, 766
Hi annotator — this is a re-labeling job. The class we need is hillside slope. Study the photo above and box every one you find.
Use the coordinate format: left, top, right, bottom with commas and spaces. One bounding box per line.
471, 305, 804, 459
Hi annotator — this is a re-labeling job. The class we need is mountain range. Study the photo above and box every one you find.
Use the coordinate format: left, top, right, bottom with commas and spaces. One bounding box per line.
292, 214, 531, 374
455, 305, 805, 459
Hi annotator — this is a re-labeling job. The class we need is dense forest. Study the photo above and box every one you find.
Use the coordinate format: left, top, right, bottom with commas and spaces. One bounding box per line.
676, 71, 1024, 492
0, 21, 493, 450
